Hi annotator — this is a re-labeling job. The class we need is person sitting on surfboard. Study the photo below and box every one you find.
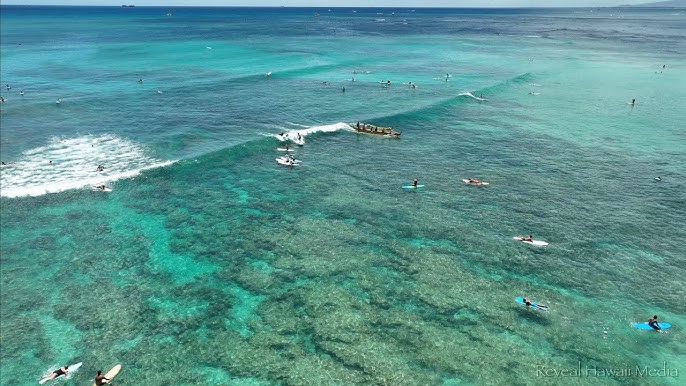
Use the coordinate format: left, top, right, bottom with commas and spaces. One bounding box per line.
43, 365, 69, 382
648, 315, 661, 331
413, 179, 418, 187
94, 370, 110, 385
523, 235, 533, 242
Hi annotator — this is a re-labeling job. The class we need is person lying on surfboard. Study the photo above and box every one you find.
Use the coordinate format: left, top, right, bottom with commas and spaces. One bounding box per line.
94, 370, 110, 385
467, 178, 480, 184
43, 365, 70, 383
522, 235, 533, 242
523, 298, 548, 311
648, 315, 661, 331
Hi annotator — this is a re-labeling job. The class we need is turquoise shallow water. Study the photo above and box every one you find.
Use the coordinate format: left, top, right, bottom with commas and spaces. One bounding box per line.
1, 6, 685, 385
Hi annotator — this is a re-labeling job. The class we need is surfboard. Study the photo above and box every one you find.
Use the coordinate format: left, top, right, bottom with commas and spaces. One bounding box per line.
513, 236, 548, 246
277, 148, 292, 151
402, 185, 425, 189
92, 186, 112, 192
462, 179, 489, 186
276, 158, 299, 166
92, 364, 121, 386
39, 362, 82, 384
515, 297, 549, 312
633, 322, 671, 330
292, 137, 304, 146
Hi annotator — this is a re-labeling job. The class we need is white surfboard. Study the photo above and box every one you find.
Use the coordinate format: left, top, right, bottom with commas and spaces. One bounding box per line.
39, 362, 82, 384
276, 159, 299, 166
462, 179, 490, 186
92, 364, 121, 386
92, 185, 112, 192
513, 236, 548, 246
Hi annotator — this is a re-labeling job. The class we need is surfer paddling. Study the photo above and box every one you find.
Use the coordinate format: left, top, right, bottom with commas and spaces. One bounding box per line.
648, 315, 661, 331
522, 298, 548, 311
42, 365, 70, 383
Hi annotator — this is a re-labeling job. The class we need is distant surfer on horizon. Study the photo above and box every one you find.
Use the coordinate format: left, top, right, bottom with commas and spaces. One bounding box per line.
648, 315, 661, 331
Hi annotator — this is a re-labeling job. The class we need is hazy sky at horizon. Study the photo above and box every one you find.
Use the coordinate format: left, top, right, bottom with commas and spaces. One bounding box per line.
1, 1, 653, 8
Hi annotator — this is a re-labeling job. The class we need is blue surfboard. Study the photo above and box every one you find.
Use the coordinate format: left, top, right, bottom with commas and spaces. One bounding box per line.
515, 297, 549, 312
633, 322, 671, 330
402, 184, 425, 189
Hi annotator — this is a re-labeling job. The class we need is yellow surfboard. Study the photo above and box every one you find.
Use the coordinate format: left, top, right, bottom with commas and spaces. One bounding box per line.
92, 364, 121, 386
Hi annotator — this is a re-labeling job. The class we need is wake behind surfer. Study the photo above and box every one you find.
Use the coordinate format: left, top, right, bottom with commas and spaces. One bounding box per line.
648, 315, 661, 331
94, 370, 110, 385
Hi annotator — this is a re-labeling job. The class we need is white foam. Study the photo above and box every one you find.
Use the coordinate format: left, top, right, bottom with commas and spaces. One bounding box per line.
458, 92, 486, 101
0, 134, 175, 198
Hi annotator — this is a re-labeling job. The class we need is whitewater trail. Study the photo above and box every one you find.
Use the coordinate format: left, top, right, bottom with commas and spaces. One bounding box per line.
0, 134, 175, 198
263, 122, 352, 143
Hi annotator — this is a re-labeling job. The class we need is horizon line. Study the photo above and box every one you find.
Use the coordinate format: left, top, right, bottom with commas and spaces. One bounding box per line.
0, 4, 672, 8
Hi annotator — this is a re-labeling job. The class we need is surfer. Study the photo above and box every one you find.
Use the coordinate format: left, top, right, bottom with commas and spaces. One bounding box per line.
523, 298, 547, 310
94, 370, 110, 385
56, 98, 62, 104
648, 315, 661, 331
5, 83, 10, 90
522, 235, 533, 242
96, 165, 105, 172
413, 179, 418, 187
297, 133, 302, 141
655, 176, 661, 181
0, 96, 5, 103
138, 78, 143, 83
43, 365, 70, 382
20, 90, 24, 96
631, 98, 636, 105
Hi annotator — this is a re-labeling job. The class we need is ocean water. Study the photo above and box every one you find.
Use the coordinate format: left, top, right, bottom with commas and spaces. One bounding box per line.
1, 6, 685, 385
